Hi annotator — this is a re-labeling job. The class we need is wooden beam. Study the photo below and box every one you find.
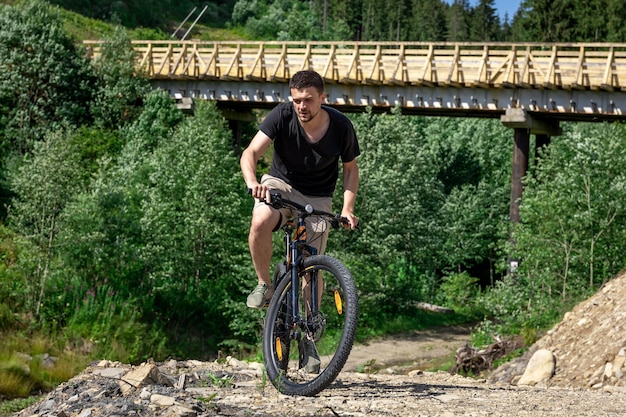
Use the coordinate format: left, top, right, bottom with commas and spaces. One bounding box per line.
509, 127, 530, 224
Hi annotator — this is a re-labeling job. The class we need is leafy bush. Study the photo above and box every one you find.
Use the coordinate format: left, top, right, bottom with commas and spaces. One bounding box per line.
438, 271, 480, 312
0, 0, 95, 152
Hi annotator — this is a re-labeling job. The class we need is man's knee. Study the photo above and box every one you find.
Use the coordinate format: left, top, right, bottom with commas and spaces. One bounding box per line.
250, 207, 280, 234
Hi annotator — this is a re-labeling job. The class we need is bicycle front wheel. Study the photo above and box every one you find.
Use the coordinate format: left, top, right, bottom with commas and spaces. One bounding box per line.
262, 255, 358, 396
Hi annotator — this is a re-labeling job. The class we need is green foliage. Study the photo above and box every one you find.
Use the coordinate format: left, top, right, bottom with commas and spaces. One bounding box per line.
512, 0, 626, 42
0, 0, 95, 153
468, 0, 500, 41
0, 396, 40, 416
236, 0, 325, 40
67, 286, 168, 363
479, 122, 626, 337
5, 0, 626, 391
90, 25, 151, 130
438, 271, 480, 312
7, 128, 89, 317
11, 0, 626, 43
48, 0, 238, 29
331, 112, 511, 335
51, 97, 255, 359
516, 123, 626, 296
0, 224, 28, 330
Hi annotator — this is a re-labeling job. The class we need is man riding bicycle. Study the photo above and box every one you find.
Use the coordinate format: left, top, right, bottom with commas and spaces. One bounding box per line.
240, 69, 360, 311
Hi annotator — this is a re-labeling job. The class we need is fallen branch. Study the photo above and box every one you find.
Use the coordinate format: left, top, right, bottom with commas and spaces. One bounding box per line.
450, 337, 522, 375
415, 302, 455, 314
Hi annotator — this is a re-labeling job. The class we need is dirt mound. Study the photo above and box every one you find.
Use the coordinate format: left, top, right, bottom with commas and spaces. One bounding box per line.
491, 270, 626, 389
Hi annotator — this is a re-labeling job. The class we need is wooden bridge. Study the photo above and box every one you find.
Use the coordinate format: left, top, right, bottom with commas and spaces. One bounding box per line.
84, 40, 626, 122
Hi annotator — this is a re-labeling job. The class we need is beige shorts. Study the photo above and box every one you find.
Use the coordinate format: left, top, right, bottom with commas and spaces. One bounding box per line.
254, 174, 333, 255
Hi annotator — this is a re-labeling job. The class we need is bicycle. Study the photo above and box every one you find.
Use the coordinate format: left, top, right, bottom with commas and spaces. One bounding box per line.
251, 190, 359, 396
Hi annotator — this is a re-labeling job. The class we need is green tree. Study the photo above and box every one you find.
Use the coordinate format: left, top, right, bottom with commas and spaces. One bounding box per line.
56, 96, 258, 358
341, 110, 443, 317
0, 0, 95, 155
90, 25, 151, 130
52, 92, 185, 342
410, 0, 448, 41
515, 0, 577, 42
424, 117, 511, 279
489, 123, 626, 335
570, 0, 606, 41
516, 123, 626, 296
138, 100, 249, 345
605, 0, 626, 42
56, 91, 184, 317
446, 0, 471, 41
338, 113, 511, 326
469, 0, 500, 41
7, 129, 88, 317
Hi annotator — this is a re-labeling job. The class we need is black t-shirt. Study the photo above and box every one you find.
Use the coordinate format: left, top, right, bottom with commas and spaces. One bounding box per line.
259, 103, 360, 197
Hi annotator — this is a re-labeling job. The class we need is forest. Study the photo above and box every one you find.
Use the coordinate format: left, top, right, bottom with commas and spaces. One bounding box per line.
3, 0, 626, 408
45, 0, 626, 43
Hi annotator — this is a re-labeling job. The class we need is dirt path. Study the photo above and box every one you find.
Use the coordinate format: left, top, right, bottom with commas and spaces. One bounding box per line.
343, 326, 471, 373
16, 324, 626, 417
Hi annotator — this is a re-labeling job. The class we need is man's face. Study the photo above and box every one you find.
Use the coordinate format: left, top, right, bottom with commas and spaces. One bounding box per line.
290, 87, 325, 123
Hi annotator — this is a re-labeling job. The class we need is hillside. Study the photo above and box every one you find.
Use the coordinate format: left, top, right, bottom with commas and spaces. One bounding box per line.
490, 269, 626, 390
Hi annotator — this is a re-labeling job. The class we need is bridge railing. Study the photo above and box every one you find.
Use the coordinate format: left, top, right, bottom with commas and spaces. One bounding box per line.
83, 40, 626, 91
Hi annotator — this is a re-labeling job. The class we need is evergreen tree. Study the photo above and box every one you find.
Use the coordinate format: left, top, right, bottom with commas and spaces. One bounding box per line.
469, 0, 500, 41
570, 0, 606, 41
446, 0, 471, 41
411, 0, 448, 41
606, 0, 626, 42
515, 0, 577, 42
90, 26, 151, 130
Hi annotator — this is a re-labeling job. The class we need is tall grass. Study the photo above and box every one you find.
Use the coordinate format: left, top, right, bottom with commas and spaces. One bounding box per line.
0, 331, 92, 413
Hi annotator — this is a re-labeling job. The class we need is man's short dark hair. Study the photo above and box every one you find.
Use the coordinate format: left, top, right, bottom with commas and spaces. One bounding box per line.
289, 70, 324, 94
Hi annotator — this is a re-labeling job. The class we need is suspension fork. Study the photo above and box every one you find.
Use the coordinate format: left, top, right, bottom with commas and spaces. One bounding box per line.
290, 217, 320, 324
289, 217, 305, 326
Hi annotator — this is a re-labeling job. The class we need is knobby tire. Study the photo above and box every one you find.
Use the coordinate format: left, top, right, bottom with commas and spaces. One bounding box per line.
262, 255, 358, 396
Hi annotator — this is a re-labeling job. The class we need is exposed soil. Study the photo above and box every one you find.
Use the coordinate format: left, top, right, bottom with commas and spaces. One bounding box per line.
343, 325, 472, 374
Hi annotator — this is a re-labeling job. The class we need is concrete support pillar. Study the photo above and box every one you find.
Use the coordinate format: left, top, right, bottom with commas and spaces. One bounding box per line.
218, 107, 256, 149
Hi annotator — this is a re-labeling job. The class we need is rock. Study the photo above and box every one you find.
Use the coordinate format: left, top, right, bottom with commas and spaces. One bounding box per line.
122, 363, 174, 388
150, 393, 176, 406
517, 349, 556, 386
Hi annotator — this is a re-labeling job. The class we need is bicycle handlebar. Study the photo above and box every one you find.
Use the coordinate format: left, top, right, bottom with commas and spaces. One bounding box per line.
247, 188, 352, 229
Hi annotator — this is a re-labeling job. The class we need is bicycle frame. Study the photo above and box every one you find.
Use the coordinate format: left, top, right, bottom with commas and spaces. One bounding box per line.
265, 191, 345, 340
282, 215, 319, 335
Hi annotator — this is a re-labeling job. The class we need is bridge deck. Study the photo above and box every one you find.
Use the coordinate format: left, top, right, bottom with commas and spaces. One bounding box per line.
83, 41, 626, 120
82, 41, 626, 89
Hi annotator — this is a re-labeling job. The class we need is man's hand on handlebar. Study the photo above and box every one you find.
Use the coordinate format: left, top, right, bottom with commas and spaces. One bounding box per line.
341, 212, 359, 230
247, 184, 271, 203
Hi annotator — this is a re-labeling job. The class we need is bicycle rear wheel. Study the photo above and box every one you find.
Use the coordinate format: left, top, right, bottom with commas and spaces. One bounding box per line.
262, 255, 358, 396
